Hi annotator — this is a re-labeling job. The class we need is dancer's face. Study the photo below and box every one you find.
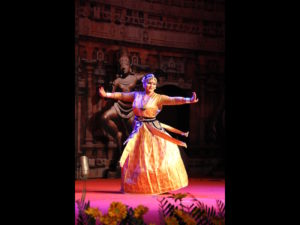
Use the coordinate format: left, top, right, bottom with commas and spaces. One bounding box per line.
143, 78, 157, 94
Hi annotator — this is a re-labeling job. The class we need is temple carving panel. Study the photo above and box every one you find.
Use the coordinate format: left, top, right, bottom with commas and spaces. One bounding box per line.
75, 0, 225, 178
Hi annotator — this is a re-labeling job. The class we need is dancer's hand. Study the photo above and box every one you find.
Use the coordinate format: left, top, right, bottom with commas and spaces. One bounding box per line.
99, 86, 107, 98
190, 92, 199, 103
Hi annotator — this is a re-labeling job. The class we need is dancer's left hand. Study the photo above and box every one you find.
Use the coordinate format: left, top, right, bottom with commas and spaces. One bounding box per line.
190, 92, 199, 103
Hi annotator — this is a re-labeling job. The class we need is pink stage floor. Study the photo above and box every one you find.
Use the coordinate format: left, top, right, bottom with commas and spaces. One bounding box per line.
75, 178, 225, 225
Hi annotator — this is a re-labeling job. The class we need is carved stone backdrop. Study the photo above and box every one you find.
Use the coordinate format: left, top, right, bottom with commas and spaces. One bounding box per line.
75, 0, 225, 178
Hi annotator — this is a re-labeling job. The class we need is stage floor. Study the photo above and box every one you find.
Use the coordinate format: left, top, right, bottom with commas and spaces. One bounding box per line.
75, 178, 225, 225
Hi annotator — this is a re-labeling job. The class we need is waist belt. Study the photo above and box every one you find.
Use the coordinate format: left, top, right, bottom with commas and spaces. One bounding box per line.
135, 116, 157, 122
120, 116, 189, 167
135, 116, 188, 148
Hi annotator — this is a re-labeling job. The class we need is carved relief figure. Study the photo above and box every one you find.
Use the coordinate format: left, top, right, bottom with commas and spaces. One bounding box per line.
100, 47, 145, 172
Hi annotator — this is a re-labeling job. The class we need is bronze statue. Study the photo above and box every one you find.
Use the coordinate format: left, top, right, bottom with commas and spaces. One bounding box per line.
101, 47, 145, 171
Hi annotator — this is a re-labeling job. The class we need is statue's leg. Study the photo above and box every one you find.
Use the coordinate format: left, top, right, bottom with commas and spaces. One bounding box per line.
127, 115, 135, 132
101, 107, 122, 171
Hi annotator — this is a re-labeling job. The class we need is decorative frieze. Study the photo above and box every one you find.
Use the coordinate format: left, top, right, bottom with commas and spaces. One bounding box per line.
144, 0, 223, 11
78, 1, 224, 52
79, 1, 224, 32
203, 20, 224, 37
157, 76, 192, 89
160, 56, 185, 73
89, 4, 111, 22
75, 0, 225, 156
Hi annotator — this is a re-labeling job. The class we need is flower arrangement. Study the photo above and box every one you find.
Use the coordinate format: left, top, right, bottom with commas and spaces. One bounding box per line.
76, 199, 151, 225
76, 192, 225, 225
158, 192, 225, 225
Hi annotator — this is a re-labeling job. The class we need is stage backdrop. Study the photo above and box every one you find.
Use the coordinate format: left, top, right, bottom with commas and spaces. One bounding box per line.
75, 0, 225, 179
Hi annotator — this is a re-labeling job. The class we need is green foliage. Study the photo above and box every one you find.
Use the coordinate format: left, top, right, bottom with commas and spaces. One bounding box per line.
76, 199, 95, 225
76, 192, 225, 225
157, 193, 225, 225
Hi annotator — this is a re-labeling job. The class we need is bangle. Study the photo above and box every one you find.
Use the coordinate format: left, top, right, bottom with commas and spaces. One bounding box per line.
184, 97, 191, 103
106, 93, 112, 98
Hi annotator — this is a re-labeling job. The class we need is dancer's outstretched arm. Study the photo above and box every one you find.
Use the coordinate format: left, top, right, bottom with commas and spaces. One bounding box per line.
99, 86, 135, 102
159, 92, 199, 106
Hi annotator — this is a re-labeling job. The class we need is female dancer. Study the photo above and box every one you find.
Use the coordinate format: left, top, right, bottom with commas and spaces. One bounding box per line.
99, 74, 198, 194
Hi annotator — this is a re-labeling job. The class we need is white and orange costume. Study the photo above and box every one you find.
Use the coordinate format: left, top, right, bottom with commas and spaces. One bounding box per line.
111, 91, 190, 194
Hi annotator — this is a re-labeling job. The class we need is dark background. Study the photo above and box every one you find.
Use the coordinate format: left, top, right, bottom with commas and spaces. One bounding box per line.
2, 1, 293, 225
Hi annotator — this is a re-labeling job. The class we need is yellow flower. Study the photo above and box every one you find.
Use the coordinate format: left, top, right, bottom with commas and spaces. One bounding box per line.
108, 201, 127, 222
84, 207, 102, 219
165, 216, 179, 225
174, 209, 184, 217
182, 215, 196, 225
100, 214, 117, 225
172, 193, 188, 201
133, 205, 149, 219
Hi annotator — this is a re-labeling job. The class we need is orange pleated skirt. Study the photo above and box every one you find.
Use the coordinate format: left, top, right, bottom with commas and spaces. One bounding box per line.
120, 124, 188, 194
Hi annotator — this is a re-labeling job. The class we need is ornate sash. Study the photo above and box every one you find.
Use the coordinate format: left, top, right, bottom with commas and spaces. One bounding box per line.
120, 116, 188, 167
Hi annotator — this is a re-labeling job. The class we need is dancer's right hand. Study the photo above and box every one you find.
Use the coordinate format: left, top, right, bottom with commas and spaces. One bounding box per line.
99, 86, 106, 98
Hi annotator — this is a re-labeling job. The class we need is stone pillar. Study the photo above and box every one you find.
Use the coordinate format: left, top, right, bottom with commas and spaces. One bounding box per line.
77, 95, 82, 154
199, 78, 206, 145
189, 99, 198, 144
77, 64, 86, 153
188, 75, 203, 147
82, 59, 98, 145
